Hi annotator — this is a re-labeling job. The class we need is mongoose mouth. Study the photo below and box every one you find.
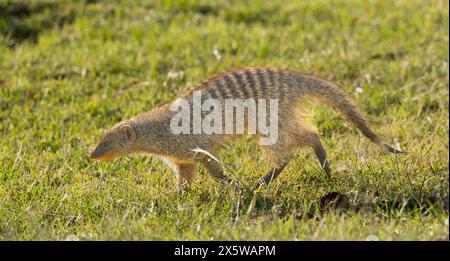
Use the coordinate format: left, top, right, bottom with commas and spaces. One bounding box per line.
90, 150, 116, 162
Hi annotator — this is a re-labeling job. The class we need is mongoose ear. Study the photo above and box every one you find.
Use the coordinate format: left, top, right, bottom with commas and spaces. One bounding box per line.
120, 124, 136, 144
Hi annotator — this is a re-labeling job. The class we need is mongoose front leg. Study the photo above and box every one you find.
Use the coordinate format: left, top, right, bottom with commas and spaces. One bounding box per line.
176, 162, 197, 192
198, 157, 232, 183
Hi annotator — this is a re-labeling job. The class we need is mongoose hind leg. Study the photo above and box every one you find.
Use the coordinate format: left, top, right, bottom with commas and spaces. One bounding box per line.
262, 164, 287, 185
259, 135, 295, 185
258, 125, 332, 185
296, 130, 332, 178
313, 140, 331, 178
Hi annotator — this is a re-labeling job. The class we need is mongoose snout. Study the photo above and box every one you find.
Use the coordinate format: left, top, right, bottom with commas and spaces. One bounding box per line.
90, 146, 114, 161
91, 123, 137, 162
91, 67, 402, 191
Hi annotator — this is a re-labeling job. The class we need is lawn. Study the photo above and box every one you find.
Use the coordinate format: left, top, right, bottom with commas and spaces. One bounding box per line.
0, 0, 448, 240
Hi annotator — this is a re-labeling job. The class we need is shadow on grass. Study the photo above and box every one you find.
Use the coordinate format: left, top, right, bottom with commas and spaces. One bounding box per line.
0, 0, 78, 48
245, 190, 449, 220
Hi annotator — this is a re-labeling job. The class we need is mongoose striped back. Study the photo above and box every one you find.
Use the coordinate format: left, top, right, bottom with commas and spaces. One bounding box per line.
189, 68, 293, 100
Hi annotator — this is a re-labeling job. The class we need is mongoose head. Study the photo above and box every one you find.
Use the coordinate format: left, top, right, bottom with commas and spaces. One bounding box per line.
91, 123, 137, 162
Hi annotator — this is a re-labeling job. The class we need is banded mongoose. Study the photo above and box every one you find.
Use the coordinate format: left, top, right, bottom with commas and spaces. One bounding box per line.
91, 67, 401, 189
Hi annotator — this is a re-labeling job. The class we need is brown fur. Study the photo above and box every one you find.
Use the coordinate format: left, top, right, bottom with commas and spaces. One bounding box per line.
91, 67, 402, 190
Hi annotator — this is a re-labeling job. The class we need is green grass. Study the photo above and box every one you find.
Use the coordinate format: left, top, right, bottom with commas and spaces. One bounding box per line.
0, 0, 448, 240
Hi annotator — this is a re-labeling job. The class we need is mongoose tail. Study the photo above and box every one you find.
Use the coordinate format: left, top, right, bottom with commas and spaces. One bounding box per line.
298, 74, 402, 154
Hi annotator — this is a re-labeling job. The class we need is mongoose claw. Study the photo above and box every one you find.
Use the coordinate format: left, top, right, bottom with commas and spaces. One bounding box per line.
254, 179, 268, 190
324, 168, 332, 180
